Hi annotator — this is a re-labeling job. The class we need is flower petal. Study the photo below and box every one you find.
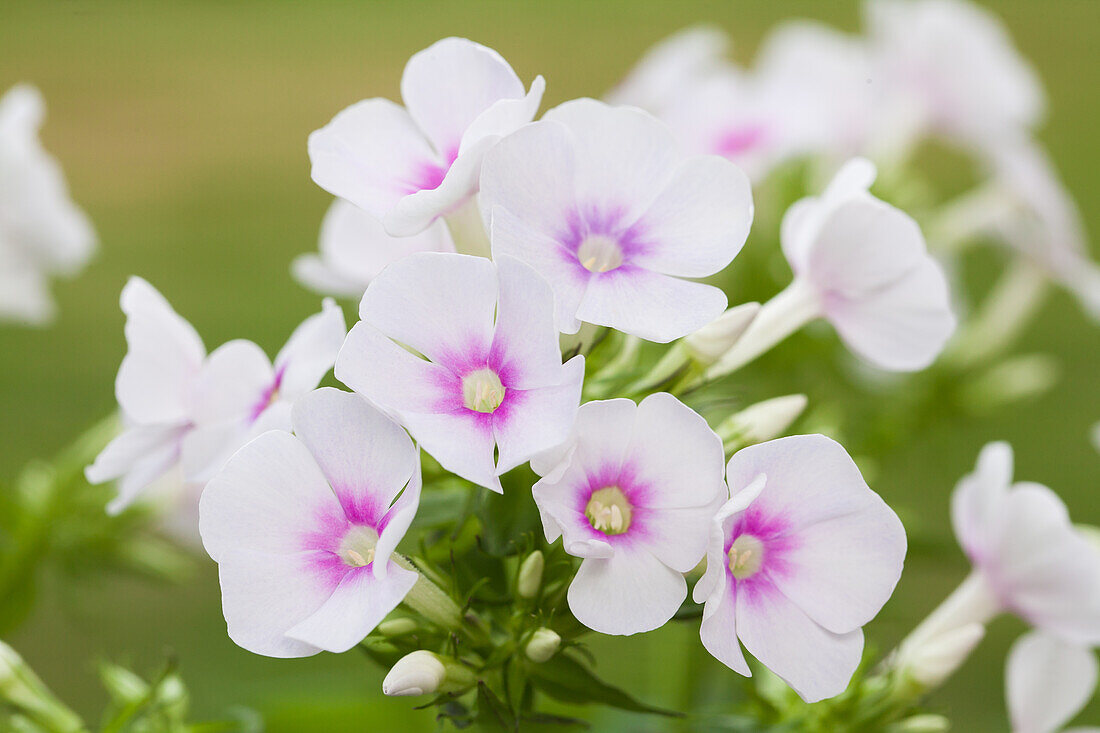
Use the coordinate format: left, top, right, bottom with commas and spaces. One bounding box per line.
951, 441, 1014, 562
1007, 631, 1097, 733
490, 255, 571, 389
291, 388, 417, 515
492, 355, 584, 474
190, 340, 273, 425
373, 457, 422, 580
357, 252, 497, 368
274, 300, 346, 399
628, 155, 753, 278
736, 582, 864, 703
576, 267, 727, 343
567, 549, 686, 635
698, 580, 752, 676
403, 410, 500, 492
285, 564, 418, 653
115, 277, 205, 424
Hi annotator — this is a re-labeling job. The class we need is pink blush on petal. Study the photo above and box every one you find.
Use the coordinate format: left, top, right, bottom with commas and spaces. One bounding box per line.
714, 123, 768, 158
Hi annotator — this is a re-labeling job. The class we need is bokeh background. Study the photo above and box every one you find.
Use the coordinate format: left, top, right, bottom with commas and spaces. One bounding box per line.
1, 1, 1097, 729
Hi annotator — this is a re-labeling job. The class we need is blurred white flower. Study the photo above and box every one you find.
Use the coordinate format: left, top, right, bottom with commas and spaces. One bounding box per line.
695, 435, 906, 703
0, 84, 95, 325
199, 388, 421, 657
293, 199, 454, 299
336, 252, 583, 492
605, 25, 730, 114
709, 158, 955, 376
181, 298, 345, 482
531, 394, 726, 635
864, 0, 1045, 148
480, 98, 753, 341
86, 278, 205, 514
309, 38, 543, 236
1006, 631, 1098, 733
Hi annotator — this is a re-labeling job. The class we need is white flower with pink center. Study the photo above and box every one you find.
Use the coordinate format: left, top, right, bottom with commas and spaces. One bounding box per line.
335, 252, 583, 492
694, 435, 906, 703
293, 199, 455, 299
865, 0, 1045, 147
530, 394, 726, 635
0, 84, 95, 325
479, 98, 753, 342
1005, 631, 1098, 733
180, 298, 346, 483
308, 38, 544, 237
86, 277, 205, 514
950, 442, 1100, 643
711, 158, 956, 375
198, 388, 421, 658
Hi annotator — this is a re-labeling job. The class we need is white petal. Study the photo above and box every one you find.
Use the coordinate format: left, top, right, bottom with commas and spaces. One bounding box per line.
628, 155, 753, 278
0, 250, 53, 325
458, 74, 545, 155
951, 441, 1014, 562
179, 419, 248, 484
308, 98, 438, 221
1007, 631, 1097, 733
189, 340, 273, 425
736, 583, 864, 703
768, 491, 906, 634
531, 398, 639, 478
381, 136, 491, 237
373, 458, 422, 580
489, 205, 588, 334
290, 388, 417, 513
401, 38, 526, 158
576, 267, 727, 343
115, 277, 205, 424
292, 254, 366, 299
543, 99, 679, 225
493, 355, 584, 474
90, 425, 188, 515
274, 300, 347, 399
198, 430, 342, 561
698, 579, 752, 676
567, 549, 686, 635
403, 410, 500, 492
826, 258, 956, 371
489, 255, 569, 389
285, 564, 418, 653
215, 547, 341, 658
531, 461, 613, 557
693, 475, 767, 604
606, 26, 730, 113
357, 252, 497, 366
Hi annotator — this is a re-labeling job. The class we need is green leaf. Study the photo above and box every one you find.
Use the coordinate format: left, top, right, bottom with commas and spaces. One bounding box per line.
529, 654, 683, 718
475, 467, 541, 557
476, 682, 517, 732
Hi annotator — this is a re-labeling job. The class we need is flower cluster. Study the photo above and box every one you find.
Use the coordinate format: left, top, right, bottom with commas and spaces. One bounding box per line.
62, 0, 1100, 728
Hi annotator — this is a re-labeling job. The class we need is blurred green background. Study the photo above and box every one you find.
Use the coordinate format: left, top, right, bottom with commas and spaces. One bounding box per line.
0, 0, 1097, 729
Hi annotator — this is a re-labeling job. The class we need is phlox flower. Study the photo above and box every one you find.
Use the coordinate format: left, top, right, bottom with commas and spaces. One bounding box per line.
181, 299, 346, 482
1006, 631, 1098, 733
198, 388, 421, 658
309, 37, 544, 237
86, 278, 205, 514
480, 98, 753, 342
530, 394, 726, 635
293, 199, 454, 299
0, 84, 95, 325
949, 442, 1100, 643
605, 25, 730, 115
864, 0, 1045, 148
710, 158, 955, 375
694, 435, 906, 703
335, 252, 583, 492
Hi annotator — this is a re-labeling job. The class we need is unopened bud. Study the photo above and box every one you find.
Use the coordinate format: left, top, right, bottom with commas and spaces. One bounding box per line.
899, 622, 985, 689
0, 642, 84, 732
717, 394, 808, 451
382, 650, 475, 697
684, 302, 760, 364
892, 714, 950, 732
524, 628, 561, 663
517, 551, 544, 599
377, 618, 418, 637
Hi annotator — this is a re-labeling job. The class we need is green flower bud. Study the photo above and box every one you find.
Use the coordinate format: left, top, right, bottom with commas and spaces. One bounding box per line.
524, 628, 561, 664
517, 551, 544, 599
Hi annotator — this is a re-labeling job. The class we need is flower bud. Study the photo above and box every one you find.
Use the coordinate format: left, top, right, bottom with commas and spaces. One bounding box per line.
898, 622, 986, 689
892, 714, 950, 732
717, 394, 808, 451
524, 628, 561, 663
0, 642, 84, 732
517, 551, 544, 599
381, 650, 476, 697
377, 618, 418, 637
684, 302, 760, 364
382, 651, 446, 697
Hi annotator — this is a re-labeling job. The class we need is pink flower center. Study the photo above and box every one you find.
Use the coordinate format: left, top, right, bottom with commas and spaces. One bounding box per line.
585, 486, 632, 535
727, 533, 764, 580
